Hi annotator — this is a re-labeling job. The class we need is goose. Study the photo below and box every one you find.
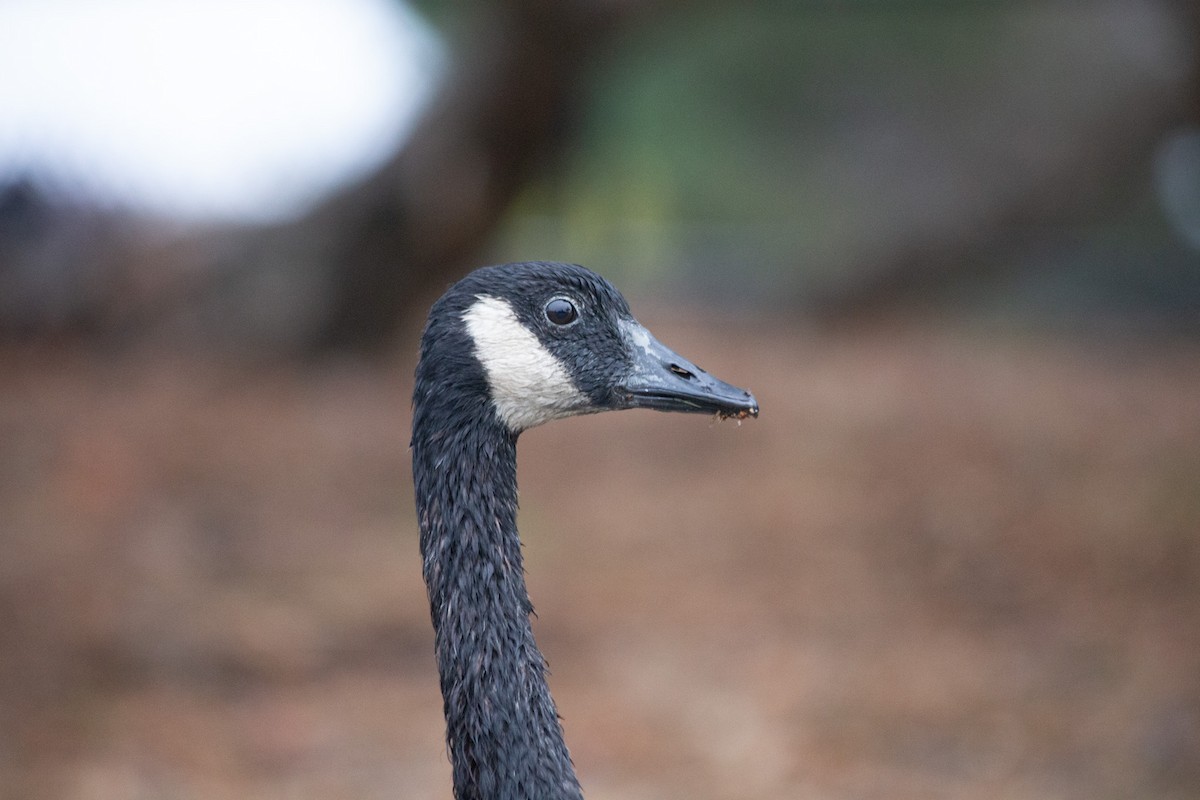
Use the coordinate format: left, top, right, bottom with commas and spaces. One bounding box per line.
411, 261, 758, 799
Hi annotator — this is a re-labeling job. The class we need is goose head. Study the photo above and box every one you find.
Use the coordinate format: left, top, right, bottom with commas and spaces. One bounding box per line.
416, 261, 758, 434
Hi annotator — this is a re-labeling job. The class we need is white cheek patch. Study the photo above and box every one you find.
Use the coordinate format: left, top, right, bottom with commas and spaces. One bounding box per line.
462, 295, 590, 432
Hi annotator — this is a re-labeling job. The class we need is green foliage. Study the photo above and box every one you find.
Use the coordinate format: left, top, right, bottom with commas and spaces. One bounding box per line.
494, 4, 1014, 289
492, 2, 1196, 325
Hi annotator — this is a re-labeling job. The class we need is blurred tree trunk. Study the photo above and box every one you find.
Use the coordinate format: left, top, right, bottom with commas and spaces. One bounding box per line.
307, 0, 633, 351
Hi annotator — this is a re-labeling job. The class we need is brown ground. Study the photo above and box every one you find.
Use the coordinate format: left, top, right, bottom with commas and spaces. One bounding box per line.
1, 313, 1198, 800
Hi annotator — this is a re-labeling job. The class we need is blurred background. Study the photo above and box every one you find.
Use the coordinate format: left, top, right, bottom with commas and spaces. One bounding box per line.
1, 1, 1198, 798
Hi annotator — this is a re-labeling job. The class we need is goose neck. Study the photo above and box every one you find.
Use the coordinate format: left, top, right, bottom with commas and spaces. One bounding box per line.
412, 413, 582, 799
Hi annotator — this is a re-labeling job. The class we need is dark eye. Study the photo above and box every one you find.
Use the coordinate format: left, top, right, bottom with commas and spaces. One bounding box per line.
544, 297, 578, 326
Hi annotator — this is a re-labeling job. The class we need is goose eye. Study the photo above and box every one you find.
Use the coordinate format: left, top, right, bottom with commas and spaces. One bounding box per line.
544, 298, 578, 326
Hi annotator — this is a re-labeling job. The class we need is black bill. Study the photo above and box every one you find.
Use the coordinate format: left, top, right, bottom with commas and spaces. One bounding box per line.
617, 319, 759, 419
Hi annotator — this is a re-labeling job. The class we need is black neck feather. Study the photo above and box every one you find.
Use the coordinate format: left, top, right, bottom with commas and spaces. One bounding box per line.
412, 375, 583, 800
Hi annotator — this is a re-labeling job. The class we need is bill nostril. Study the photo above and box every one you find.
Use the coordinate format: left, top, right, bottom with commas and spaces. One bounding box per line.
668, 363, 695, 380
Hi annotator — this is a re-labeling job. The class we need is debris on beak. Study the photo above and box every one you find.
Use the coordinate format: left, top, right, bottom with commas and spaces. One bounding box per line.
715, 405, 758, 422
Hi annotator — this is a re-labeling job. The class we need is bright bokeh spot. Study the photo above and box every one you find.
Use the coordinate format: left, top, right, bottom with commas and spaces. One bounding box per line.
0, 0, 442, 221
